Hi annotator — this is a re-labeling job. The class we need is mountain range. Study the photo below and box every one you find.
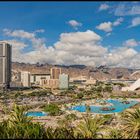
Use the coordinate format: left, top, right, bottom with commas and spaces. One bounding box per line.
12, 62, 140, 80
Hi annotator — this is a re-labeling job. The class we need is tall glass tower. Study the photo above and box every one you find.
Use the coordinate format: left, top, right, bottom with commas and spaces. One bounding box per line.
0, 41, 12, 90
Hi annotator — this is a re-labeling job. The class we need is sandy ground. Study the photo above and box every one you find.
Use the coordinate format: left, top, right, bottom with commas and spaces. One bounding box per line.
31, 115, 66, 128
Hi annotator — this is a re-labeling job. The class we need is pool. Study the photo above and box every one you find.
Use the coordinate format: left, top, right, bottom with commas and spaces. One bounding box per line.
25, 111, 48, 117
70, 99, 139, 114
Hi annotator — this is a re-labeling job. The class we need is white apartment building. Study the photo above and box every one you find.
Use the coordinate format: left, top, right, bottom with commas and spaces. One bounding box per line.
30, 73, 50, 85
21, 71, 31, 87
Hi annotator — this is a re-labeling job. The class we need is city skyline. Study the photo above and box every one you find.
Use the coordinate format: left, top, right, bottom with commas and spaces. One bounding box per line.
0, 2, 140, 68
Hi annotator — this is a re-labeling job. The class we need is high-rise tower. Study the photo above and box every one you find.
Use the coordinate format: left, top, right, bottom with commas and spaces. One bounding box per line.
0, 41, 12, 90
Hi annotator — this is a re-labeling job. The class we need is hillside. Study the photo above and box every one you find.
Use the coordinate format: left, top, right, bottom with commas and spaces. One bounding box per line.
12, 62, 138, 80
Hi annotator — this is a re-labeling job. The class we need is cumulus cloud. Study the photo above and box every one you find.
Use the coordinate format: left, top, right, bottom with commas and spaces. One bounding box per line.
128, 17, 140, 28
107, 47, 137, 67
3, 29, 140, 68
3, 28, 46, 51
59, 30, 101, 43
106, 38, 140, 68
50, 30, 107, 66
3, 29, 35, 39
123, 39, 139, 47
67, 20, 82, 30
96, 18, 123, 32
3, 29, 107, 66
96, 22, 112, 32
54, 31, 106, 58
4, 39, 28, 62
99, 4, 110, 11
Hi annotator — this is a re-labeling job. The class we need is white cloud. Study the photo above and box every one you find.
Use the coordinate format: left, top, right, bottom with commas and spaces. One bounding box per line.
96, 18, 123, 32
123, 39, 139, 47
106, 32, 111, 37
67, 20, 82, 30
99, 4, 109, 11
3, 29, 107, 66
3, 29, 140, 68
3, 28, 46, 51
59, 30, 101, 43
3, 29, 35, 39
107, 47, 137, 67
96, 22, 112, 32
113, 17, 124, 26
4, 39, 28, 62
129, 17, 140, 28
34, 29, 45, 33
54, 32, 106, 58
114, 3, 140, 16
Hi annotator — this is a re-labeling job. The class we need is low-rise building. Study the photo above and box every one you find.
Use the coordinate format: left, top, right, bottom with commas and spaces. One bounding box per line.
113, 85, 121, 91
69, 75, 87, 82
30, 73, 50, 86
85, 77, 96, 85
41, 79, 59, 89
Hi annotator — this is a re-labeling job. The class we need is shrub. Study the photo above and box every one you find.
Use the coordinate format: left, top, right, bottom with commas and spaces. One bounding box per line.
77, 93, 84, 99
65, 113, 77, 121
44, 103, 61, 116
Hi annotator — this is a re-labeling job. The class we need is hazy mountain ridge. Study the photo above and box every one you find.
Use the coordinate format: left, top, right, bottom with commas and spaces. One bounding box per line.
12, 62, 140, 80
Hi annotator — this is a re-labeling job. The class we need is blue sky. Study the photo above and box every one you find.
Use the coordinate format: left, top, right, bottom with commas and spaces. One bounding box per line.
0, 2, 140, 68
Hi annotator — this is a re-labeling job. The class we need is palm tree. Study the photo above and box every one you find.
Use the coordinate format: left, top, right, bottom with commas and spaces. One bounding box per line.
74, 115, 105, 139
53, 127, 75, 139
45, 127, 55, 139
122, 108, 140, 139
9, 104, 31, 124
107, 128, 124, 139
57, 118, 70, 128
0, 104, 46, 139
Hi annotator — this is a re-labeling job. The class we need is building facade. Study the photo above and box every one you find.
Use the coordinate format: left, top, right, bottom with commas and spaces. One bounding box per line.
30, 73, 50, 86
59, 73, 69, 89
21, 71, 31, 87
0, 41, 12, 90
41, 79, 59, 89
50, 67, 61, 79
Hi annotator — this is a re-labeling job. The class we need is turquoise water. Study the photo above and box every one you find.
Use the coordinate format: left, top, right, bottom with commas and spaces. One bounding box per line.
25, 111, 47, 117
70, 99, 139, 114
